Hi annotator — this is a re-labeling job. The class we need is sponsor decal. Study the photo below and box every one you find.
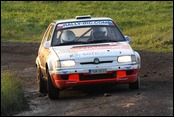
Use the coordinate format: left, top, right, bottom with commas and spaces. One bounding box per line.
81, 51, 116, 57
70, 54, 81, 58
62, 71, 69, 74
108, 21, 115, 26
71, 44, 130, 50
125, 66, 131, 69
69, 51, 116, 58
66, 81, 77, 84
56, 20, 115, 29
118, 78, 128, 80
57, 24, 63, 29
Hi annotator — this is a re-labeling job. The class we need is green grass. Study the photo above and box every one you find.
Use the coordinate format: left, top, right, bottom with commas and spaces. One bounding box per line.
1, 71, 28, 116
1, 1, 173, 52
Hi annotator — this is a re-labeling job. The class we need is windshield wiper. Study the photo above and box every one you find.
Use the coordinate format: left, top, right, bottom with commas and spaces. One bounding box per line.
88, 39, 118, 44
54, 41, 88, 46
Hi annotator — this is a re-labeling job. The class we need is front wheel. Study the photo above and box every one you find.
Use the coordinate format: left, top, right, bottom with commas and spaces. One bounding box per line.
36, 67, 47, 94
129, 76, 140, 90
47, 70, 60, 100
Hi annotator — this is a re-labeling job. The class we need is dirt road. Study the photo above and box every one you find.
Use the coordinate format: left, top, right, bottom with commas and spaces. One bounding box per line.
1, 42, 173, 116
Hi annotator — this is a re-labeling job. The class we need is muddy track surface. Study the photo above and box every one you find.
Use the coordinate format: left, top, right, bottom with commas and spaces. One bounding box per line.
1, 42, 173, 116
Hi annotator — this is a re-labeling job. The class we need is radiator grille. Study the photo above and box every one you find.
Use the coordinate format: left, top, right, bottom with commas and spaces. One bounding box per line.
80, 61, 113, 65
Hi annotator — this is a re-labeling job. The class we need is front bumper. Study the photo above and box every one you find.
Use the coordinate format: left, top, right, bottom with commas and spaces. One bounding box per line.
50, 69, 140, 89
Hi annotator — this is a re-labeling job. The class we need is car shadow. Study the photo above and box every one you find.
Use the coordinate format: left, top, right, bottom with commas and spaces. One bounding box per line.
57, 84, 131, 100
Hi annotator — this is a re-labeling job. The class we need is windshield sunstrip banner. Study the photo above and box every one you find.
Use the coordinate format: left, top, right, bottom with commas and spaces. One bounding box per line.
57, 20, 115, 29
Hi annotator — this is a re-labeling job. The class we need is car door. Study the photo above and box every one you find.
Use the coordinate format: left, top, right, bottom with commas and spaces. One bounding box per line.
39, 24, 55, 76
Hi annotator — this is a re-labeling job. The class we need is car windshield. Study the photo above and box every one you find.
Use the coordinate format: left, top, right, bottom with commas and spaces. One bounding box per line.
51, 20, 126, 46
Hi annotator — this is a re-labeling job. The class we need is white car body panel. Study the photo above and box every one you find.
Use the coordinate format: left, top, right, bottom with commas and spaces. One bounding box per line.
48, 42, 140, 75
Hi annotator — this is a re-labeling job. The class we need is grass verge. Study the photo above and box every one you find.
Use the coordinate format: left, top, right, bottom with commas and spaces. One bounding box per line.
1, 70, 29, 116
1, 1, 173, 53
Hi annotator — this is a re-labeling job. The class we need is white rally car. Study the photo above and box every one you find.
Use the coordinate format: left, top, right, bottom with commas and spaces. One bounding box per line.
36, 15, 141, 99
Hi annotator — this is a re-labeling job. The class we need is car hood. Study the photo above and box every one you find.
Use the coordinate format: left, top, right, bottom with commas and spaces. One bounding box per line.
52, 42, 134, 60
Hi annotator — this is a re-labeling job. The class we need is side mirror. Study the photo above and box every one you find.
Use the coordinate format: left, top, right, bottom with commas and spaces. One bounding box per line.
43, 41, 50, 49
125, 36, 132, 43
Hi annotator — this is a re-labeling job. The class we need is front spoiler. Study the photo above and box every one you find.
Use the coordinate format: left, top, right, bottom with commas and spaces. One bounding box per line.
50, 69, 140, 89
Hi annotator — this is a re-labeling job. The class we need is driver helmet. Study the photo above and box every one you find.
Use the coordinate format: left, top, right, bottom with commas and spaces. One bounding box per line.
92, 27, 107, 39
60, 30, 76, 43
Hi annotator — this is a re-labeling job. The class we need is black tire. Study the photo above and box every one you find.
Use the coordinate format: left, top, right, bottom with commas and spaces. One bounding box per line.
47, 70, 60, 100
129, 77, 140, 90
36, 67, 47, 94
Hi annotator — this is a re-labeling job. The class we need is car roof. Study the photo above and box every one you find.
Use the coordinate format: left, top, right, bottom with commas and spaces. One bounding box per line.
52, 16, 113, 24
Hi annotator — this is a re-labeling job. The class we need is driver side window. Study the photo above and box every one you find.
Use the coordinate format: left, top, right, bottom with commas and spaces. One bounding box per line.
52, 31, 62, 46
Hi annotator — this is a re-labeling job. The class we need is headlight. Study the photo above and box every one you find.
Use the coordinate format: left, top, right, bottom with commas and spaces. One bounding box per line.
60, 60, 76, 67
117, 55, 136, 63
53, 60, 60, 69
